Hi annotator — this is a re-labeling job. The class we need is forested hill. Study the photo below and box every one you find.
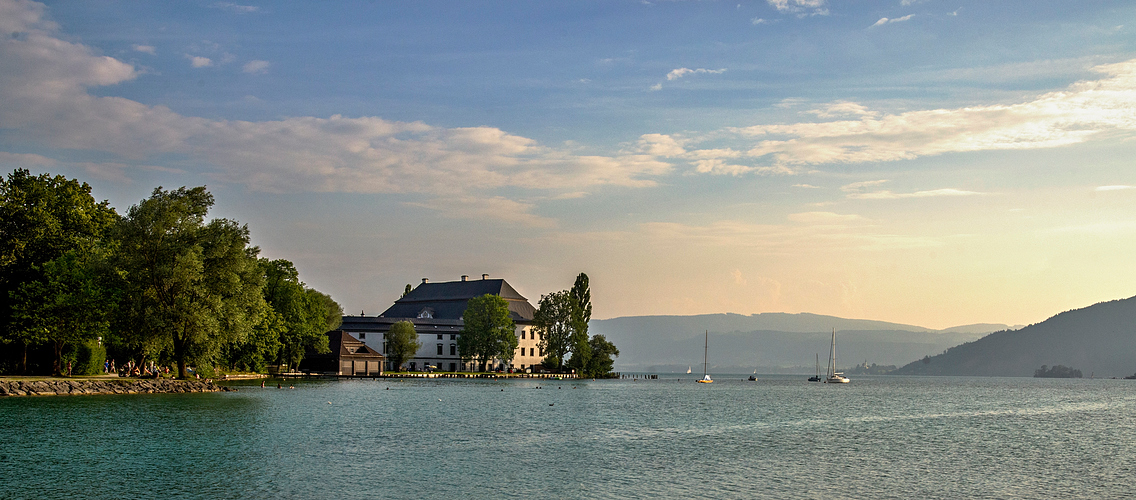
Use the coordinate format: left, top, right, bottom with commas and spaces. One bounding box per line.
589, 313, 1005, 372
891, 295, 1136, 377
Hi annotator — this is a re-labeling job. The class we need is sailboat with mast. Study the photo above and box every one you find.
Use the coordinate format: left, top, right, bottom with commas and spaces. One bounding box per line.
825, 328, 850, 384
697, 330, 713, 383
808, 353, 821, 382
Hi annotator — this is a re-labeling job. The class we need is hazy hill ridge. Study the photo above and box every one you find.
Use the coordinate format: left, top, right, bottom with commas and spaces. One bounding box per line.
590, 312, 1008, 372
892, 296, 1136, 377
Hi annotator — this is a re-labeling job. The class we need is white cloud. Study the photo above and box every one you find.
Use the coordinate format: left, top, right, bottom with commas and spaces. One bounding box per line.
650, 82, 663, 91
187, 55, 213, 68
666, 67, 727, 81
841, 180, 890, 192
242, 60, 270, 74
693, 159, 755, 176
211, 2, 259, 13
726, 60, 1136, 166
792, 183, 820, 188
900, 0, 927, 5
870, 15, 914, 28
806, 101, 879, 118
751, 18, 768, 25
637, 134, 686, 157
1096, 185, 1136, 191
0, 0, 674, 199
407, 196, 556, 228
132, 44, 156, 55
767, 0, 827, 16
847, 188, 985, 200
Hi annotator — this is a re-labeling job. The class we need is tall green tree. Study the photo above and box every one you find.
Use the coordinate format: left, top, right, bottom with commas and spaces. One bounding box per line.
458, 294, 517, 371
534, 290, 572, 371
9, 249, 115, 375
566, 272, 592, 373
385, 320, 421, 371
0, 169, 118, 373
259, 259, 337, 370
402, 284, 412, 298
582, 334, 619, 378
115, 186, 266, 379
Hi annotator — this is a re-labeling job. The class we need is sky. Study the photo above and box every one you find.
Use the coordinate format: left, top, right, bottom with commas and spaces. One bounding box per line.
3, 0, 1136, 329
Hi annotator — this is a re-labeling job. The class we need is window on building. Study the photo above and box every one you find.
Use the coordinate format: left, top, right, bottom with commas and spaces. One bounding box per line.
450, 344, 456, 356
450, 363, 456, 372
437, 343, 443, 355
358, 333, 365, 339
450, 334, 456, 340
530, 347, 534, 357
437, 334, 443, 340
521, 330, 525, 340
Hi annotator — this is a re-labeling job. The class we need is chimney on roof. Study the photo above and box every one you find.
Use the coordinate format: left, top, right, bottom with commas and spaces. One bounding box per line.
422, 278, 428, 284
482, 273, 489, 280
461, 275, 468, 281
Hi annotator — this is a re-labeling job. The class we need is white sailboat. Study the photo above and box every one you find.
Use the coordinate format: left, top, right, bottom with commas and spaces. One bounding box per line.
697, 330, 713, 383
825, 328, 850, 384
686, 366, 692, 374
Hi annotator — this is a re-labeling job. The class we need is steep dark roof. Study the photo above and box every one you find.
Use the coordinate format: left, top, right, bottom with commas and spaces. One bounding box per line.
308, 330, 384, 360
379, 278, 535, 322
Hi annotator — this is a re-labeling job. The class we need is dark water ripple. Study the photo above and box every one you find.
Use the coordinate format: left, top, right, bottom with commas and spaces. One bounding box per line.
2, 376, 1135, 499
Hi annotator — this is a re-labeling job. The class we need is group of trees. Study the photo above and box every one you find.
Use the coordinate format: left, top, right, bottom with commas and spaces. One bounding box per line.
532, 273, 619, 378
0, 169, 341, 376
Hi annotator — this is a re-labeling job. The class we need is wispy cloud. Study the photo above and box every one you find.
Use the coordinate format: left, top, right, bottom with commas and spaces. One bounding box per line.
186, 55, 213, 68
870, 15, 914, 28
242, 60, 270, 74
666, 67, 726, 81
721, 60, 1136, 166
1096, 185, 1136, 191
0, 2, 671, 201
132, 44, 156, 55
767, 0, 828, 16
653, 67, 726, 90
211, 2, 259, 13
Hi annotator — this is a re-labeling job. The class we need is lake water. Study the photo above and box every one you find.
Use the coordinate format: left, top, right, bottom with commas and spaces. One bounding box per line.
2, 375, 1135, 499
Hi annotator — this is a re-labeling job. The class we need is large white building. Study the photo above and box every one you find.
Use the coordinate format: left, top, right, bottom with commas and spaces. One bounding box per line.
339, 274, 545, 372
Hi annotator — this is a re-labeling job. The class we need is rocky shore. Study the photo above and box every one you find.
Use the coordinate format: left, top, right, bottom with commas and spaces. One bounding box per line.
0, 378, 233, 397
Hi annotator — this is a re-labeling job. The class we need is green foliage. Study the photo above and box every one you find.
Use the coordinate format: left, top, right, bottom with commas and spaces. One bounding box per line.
386, 320, 421, 370
69, 338, 107, 376
10, 249, 115, 375
258, 259, 337, 371
115, 186, 266, 378
458, 294, 517, 371
534, 290, 572, 371
580, 334, 619, 378
402, 284, 412, 298
566, 273, 592, 373
1034, 364, 1082, 378
0, 169, 118, 374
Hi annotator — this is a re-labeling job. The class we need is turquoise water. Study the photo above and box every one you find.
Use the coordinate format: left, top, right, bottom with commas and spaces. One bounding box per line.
2, 375, 1135, 499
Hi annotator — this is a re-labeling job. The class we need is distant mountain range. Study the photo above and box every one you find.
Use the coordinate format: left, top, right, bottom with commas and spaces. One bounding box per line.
892, 296, 1136, 378
590, 312, 1015, 374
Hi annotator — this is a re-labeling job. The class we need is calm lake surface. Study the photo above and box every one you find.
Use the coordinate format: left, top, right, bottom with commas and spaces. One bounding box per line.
2, 375, 1135, 499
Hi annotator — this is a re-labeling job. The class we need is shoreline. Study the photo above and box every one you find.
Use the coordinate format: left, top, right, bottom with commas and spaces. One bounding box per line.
0, 377, 234, 397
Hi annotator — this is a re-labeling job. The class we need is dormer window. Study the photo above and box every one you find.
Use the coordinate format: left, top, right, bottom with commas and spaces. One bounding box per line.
417, 307, 434, 319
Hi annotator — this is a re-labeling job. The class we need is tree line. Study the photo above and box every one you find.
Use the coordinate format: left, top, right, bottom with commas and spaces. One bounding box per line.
0, 169, 341, 377
382, 273, 619, 378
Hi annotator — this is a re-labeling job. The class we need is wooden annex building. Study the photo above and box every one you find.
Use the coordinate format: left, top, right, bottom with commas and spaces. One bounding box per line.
298, 330, 384, 376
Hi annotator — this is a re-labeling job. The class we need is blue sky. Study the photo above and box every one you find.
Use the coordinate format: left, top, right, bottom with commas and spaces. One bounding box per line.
4, 0, 1136, 328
